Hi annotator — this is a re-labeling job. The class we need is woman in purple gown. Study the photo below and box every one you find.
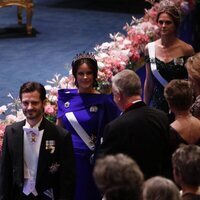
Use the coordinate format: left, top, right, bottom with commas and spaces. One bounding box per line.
56, 52, 120, 200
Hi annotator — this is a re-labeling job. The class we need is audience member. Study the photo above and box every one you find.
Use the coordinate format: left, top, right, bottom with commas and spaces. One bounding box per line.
172, 144, 200, 200
164, 79, 200, 154
185, 52, 200, 119
93, 153, 144, 200
98, 69, 170, 179
0, 82, 75, 200
143, 176, 181, 200
144, 1, 194, 114
56, 52, 120, 200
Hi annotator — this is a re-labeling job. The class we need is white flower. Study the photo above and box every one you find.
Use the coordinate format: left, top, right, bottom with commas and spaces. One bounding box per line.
48, 95, 58, 103
7, 93, 14, 99
98, 42, 111, 50
45, 85, 53, 91
97, 61, 105, 69
16, 110, 26, 121
0, 105, 7, 114
5, 114, 17, 124
122, 38, 132, 46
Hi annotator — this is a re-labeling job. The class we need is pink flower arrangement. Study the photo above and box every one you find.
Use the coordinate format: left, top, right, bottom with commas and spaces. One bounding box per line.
94, 9, 160, 85
94, 0, 196, 87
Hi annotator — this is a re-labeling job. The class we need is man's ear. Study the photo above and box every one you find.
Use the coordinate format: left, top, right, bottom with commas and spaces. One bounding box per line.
116, 91, 121, 101
173, 167, 182, 185
43, 99, 48, 106
119, 91, 126, 102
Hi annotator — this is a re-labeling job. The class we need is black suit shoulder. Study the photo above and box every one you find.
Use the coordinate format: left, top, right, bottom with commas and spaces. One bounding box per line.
98, 104, 170, 179
107, 105, 168, 131
4, 120, 25, 132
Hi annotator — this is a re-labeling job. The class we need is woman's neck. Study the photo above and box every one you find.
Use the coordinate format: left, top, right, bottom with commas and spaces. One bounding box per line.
78, 88, 99, 94
174, 111, 192, 120
160, 35, 177, 48
182, 185, 200, 196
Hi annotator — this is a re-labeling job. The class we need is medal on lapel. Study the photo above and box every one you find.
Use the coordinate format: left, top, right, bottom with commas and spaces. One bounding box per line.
45, 140, 56, 153
49, 162, 60, 174
30, 132, 36, 143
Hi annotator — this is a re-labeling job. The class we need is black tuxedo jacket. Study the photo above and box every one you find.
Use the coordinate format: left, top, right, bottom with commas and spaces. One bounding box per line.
98, 101, 170, 179
0, 117, 75, 200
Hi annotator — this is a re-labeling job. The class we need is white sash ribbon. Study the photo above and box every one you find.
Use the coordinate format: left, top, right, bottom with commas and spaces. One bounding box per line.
148, 42, 168, 87
65, 112, 95, 150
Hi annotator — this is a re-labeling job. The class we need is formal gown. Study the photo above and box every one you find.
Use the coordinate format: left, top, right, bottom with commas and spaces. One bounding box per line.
181, 193, 200, 200
147, 56, 188, 113
57, 89, 120, 200
169, 126, 200, 155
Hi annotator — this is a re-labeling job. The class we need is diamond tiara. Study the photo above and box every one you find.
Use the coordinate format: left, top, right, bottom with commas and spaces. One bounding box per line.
72, 51, 97, 63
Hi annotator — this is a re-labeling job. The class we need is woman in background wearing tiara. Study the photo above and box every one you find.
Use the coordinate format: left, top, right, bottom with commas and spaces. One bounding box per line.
144, 2, 194, 116
56, 52, 120, 200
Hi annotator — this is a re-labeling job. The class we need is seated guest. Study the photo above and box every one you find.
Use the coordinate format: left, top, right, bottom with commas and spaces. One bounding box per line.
164, 79, 200, 154
143, 176, 181, 200
185, 52, 200, 119
172, 144, 200, 200
93, 153, 144, 200
98, 69, 170, 179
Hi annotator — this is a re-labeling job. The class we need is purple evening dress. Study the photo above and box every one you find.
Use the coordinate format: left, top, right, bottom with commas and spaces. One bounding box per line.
57, 89, 120, 200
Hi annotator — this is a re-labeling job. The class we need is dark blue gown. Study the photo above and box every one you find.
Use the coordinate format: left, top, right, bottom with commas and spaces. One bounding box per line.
57, 89, 120, 200
148, 57, 188, 113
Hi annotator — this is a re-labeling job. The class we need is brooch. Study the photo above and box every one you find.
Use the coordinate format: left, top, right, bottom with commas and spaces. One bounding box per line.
45, 140, 55, 153
90, 106, 98, 112
64, 101, 70, 108
90, 134, 97, 143
174, 58, 184, 66
150, 58, 156, 64
49, 162, 60, 174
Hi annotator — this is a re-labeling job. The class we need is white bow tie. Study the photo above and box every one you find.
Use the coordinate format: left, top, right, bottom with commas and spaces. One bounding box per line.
23, 127, 40, 135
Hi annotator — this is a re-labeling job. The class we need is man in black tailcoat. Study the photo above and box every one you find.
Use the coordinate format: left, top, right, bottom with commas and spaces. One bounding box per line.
0, 82, 75, 200
98, 69, 170, 179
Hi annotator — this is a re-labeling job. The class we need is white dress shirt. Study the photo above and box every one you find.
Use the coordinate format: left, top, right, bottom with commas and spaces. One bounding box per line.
23, 118, 44, 196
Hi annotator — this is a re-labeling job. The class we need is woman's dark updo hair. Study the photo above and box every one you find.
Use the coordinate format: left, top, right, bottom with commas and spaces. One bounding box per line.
72, 52, 98, 88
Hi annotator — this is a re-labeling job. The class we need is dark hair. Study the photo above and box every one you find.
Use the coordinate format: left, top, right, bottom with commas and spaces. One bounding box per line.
19, 82, 46, 101
156, 4, 181, 28
164, 79, 193, 111
72, 54, 98, 88
172, 144, 200, 186
93, 154, 144, 200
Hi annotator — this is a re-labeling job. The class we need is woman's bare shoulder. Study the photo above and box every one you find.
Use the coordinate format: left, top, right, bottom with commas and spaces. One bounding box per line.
178, 39, 195, 56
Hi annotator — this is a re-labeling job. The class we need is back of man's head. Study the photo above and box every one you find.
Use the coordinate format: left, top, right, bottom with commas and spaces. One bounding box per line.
112, 69, 142, 97
143, 176, 181, 200
93, 153, 144, 200
172, 144, 200, 187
